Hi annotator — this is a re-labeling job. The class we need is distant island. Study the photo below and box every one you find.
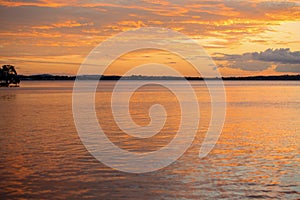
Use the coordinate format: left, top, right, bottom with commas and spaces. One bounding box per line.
18, 74, 300, 81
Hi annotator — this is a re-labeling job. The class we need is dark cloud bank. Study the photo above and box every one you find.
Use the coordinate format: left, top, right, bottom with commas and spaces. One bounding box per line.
215, 48, 300, 73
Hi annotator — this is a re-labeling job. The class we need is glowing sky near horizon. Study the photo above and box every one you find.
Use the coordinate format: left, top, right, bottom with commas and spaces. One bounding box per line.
0, 0, 299, 76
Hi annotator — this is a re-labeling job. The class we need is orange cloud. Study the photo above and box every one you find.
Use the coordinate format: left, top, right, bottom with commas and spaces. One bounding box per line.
0, 0, 299, 76
33, 20, 94, 30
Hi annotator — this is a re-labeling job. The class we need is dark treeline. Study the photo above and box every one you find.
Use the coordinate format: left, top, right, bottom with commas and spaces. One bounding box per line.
19, 74, 300, 81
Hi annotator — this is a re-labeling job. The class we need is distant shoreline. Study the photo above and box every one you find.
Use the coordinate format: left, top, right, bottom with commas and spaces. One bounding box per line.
18, 74, 300, 81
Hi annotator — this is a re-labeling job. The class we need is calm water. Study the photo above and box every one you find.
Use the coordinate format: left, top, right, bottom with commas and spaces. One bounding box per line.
0, 81, 299, 199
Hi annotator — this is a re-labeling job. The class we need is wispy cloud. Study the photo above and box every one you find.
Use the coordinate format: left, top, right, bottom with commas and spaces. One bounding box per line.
0, 0, 299, 75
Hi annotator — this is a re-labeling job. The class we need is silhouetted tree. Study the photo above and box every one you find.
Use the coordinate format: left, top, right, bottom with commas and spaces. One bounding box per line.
0, 65, 20, 87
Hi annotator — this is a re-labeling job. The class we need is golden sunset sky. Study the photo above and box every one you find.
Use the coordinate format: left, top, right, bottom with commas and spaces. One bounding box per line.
0, 0, 299, 76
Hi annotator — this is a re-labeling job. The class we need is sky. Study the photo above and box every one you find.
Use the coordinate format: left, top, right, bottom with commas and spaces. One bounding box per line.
0, 0, 300, 76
